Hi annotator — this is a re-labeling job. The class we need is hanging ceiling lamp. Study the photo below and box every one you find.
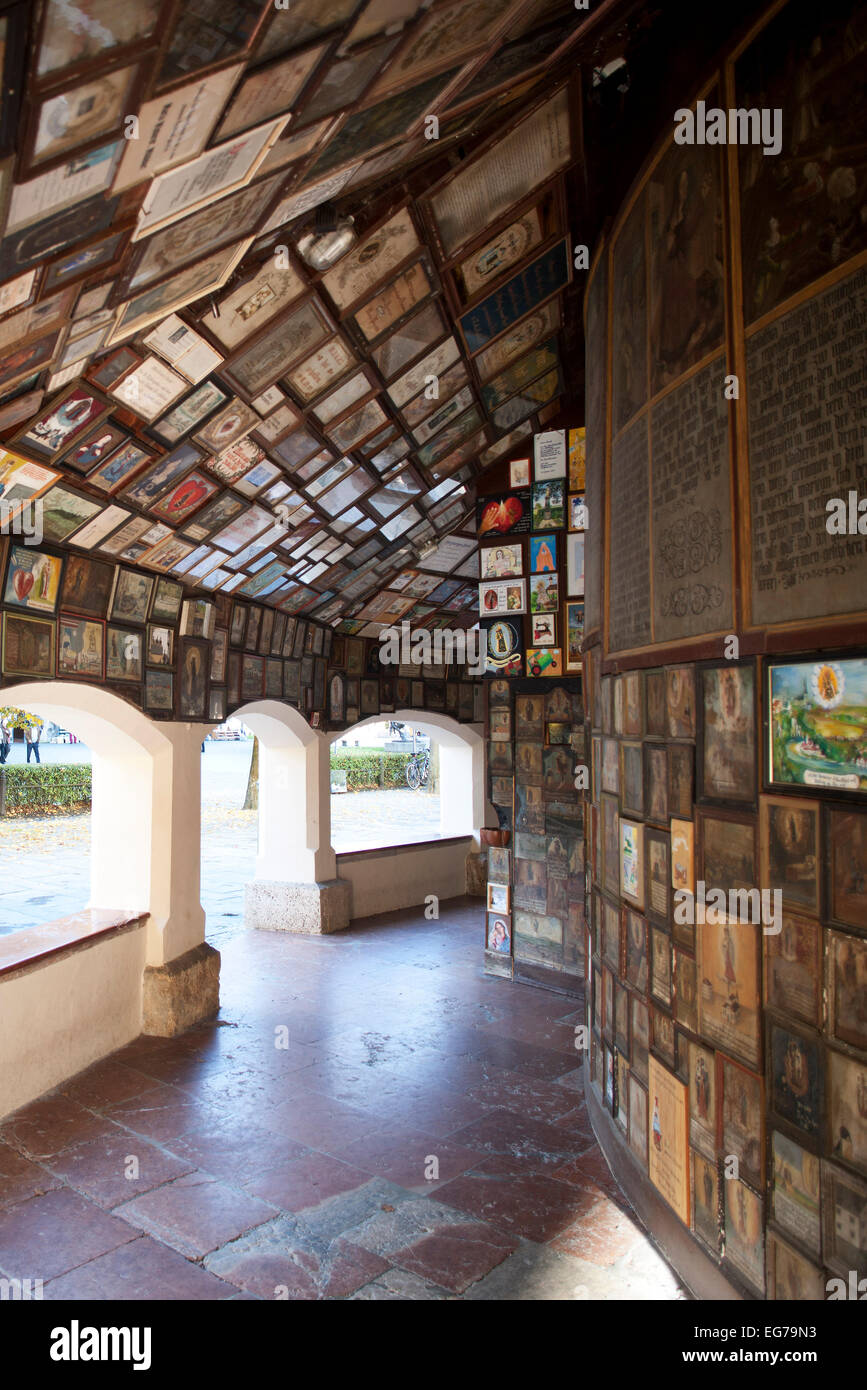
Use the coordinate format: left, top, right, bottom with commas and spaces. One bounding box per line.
295, 202, 357, 271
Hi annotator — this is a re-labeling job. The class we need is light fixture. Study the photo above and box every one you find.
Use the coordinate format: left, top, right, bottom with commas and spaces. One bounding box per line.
295, 202, 357, 271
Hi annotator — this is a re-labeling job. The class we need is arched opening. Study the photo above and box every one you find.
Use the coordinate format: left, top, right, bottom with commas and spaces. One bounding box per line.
0, 682, 169, 942
326, 709, 490, 922
0, 682, 215, 1115
329, 709, 486, 846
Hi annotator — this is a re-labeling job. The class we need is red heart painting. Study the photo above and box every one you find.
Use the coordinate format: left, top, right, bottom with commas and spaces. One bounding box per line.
13, 569, 34, 601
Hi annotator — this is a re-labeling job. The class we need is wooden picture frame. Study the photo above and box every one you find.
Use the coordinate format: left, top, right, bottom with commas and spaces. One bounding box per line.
697, 659, 757, 807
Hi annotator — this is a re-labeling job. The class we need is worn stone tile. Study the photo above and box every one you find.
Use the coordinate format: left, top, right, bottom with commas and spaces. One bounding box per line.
102, 1085, 217, 1144
0, 1188, 137, 1281
166, 1119, 311, 1186
114, 1172, 277, 1260
335, 1125, 486, 1191
60, 1060, 163, 1111
44, 1236, 234, 1300
0, 1142, 62, 1211
349, 1267, 453, 1300
0, 1096, 120, 1160
246, 1153, 372, 1213
43, 1132, 196, 1210
390, 1220, 518, 1293
205, 1223, 389, 1301
259, 1092, 385, 1151
549, 1196, 643, 1265
430, 1173, 585, 1244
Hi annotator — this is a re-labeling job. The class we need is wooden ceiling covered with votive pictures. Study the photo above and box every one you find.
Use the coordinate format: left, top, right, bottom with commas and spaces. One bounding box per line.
0, 0, 613, 657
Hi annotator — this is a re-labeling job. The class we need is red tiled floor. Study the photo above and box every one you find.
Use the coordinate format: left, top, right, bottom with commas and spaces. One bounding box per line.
102, 1084, 219, 1144
0, 898, 683, 1300
60, 1059, 164, 1110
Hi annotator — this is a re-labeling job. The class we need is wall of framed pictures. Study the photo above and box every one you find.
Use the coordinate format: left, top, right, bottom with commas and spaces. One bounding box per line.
582, 0, 867, 1300
0, 532, 483, 729
478, 422, 587, 986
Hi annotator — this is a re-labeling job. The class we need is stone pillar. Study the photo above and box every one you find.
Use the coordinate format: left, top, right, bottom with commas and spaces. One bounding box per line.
0, 685, 219, 1038
242, 709, 349, 934
139, 723, 219, 1035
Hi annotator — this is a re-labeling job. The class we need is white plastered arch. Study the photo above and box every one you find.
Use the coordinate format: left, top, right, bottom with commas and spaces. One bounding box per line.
0, 682, 207, 965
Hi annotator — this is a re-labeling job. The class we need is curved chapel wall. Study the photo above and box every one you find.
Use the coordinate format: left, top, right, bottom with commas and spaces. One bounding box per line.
582, 0, 867, 1299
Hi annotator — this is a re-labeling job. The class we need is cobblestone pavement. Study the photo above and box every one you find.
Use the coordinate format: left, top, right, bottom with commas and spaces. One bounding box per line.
0, 743, 441, 937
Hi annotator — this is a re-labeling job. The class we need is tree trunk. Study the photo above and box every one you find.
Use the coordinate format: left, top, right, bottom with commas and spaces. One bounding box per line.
425, 740, 439, 793
243, 736, 259, 811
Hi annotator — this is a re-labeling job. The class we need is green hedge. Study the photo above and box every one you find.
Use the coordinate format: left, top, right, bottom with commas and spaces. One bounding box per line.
1, 764, 92, 815
329, 751, 413, 790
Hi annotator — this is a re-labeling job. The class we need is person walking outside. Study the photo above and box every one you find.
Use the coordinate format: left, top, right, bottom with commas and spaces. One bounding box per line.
0, 716, 10, 764
25, 721, 41, 764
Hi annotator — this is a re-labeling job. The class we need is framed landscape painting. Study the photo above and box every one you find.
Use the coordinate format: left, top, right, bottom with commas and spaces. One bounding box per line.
766, 655, 867, 800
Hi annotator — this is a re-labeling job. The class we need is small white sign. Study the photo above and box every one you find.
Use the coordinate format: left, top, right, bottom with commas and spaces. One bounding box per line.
534, 428, 566, 480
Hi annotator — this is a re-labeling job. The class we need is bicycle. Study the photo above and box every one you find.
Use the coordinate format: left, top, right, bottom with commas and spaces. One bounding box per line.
405, 748, 431, 790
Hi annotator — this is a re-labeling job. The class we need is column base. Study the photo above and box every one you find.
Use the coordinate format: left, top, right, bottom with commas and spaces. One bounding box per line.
465, 850, 487, 897
245, 878, 351, 935
142, 942, 221, 1037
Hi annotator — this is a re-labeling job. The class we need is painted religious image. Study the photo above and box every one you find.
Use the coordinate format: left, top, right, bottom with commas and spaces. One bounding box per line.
698, 918, 761, 1069
736, 0, 867, 323
770, 1023, 823, 1138
762, 797, 820, 915
700, 664, 756, 802
772, 1130, 821, 1255
768, 657, 867, 797
648, 1056, 690, 1225
648, 135, 725, 392
724, 1178, 765, 1294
